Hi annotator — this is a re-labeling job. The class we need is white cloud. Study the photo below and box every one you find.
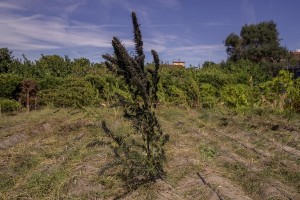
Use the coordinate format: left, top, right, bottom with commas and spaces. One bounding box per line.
164, 44, 224, 60
0, 2, 23, 10
0, 0, 227, 65
0, 12, 134, 51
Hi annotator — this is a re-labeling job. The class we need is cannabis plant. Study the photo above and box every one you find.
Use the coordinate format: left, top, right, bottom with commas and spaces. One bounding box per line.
101, 12, 168, 187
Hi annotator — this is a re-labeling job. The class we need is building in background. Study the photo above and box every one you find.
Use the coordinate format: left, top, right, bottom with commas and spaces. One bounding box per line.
291, 49, 300, 62
285, 49, 300, 78
172, 60, 185, 67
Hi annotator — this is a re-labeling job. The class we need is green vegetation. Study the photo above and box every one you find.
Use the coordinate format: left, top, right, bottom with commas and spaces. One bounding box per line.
224, 21, 290, 65
0, 49, 298, 115
0, 98, 20, 113
100, 12, 169, 188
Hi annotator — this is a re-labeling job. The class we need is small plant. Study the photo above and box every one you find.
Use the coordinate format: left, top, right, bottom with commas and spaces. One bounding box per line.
101, 12, 169, 188
0, 98, 20, 113
199, 143, 217, 159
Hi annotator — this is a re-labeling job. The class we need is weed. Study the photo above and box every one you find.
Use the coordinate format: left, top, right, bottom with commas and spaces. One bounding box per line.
199, 143, 218, 159
101, 12, 168, 188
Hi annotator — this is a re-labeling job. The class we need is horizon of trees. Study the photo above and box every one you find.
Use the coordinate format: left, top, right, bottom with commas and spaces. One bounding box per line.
0, 20, 299, 115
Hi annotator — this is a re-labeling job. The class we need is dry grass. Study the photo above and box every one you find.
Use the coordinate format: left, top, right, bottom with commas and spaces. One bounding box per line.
0, 106, 299, 199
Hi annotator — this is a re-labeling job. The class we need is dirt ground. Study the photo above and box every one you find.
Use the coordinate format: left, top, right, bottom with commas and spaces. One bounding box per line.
0, 107, 299, 199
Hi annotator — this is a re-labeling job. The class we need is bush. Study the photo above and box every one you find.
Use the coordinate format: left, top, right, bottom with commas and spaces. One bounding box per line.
37, 74, 63, 90
0, 98, 20, 113
38, 77, 99, 107
289, 79, 300, 112
196, 66, 233, 88
0, 74, 22, 99
221, 84, 253, 110
222, 59, 270, 85
84, 73, 130, 103
259, 70, 294, 111
200, 83, 218, 108
36, 55, 71, 77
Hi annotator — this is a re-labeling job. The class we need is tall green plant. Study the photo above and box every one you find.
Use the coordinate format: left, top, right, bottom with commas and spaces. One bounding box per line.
101, 12, 169, 187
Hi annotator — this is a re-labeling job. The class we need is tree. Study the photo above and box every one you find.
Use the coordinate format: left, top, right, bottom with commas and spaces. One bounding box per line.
101, 12, 169, 188
225, 21, 289, 64
36, 55, 71, 77
224, 33, 242, 61
72, 57, 91, 76
202, 61, 217, 69
0, 48, 14, 73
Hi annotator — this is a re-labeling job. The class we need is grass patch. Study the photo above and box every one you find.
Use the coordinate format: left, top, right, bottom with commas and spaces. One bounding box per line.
0, 173, 14, 191
25, 167, 69, 198
222, 161, 264, 198
1, 107, 299, 199
199, 143, 218, 159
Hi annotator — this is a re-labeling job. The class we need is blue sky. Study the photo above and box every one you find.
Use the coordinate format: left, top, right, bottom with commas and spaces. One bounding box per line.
1, 0, 299, 66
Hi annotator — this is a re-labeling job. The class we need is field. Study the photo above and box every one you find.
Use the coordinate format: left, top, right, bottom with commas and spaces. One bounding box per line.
0, 106, 300, 199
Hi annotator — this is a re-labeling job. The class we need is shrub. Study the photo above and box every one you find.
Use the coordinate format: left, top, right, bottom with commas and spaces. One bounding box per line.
196, 66, 233, 88
36, 55, 71, 77
37, 74, 63, 90
101, 12, 168, 188
0, 98, 20, 113
0, 74, 22, 99
158, 68, 186, 105
221, 84, 253, 110
222, 59, 270, 85
259, 70, 294, 111
199, 83, 218, 108
167, 85, 189, 105
289, 79, 300, 112
158, 68, 201, 106
84, 73, 130, 103
38, 77, 99, 107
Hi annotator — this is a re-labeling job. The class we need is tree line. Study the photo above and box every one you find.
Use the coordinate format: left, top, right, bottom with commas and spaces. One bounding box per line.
0, 20, 299, 114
